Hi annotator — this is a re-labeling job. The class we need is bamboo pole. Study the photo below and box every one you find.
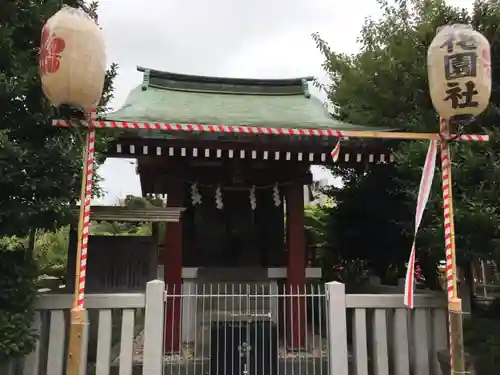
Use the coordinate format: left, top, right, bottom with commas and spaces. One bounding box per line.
310, 129, 488, 141
66, 125, 95, 375
65, 133, 89, 375
439, 118, 467, 375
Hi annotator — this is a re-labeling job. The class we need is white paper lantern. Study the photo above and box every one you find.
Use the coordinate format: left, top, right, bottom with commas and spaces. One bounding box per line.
427, 24, 491, 120
39, 5, 106, 112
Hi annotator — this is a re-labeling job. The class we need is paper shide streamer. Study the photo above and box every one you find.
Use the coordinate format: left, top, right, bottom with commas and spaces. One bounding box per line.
404, 140, 438, 308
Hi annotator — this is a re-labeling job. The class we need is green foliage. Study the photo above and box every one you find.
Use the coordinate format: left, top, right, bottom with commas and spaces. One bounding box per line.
304, 202, 371, 284
35, 227, 69, 278
304, 203, 329, 264
0, 0, 117, 236
324, 165, 415, 284
0, 238, 38, 364
91, 221, 153, 236
464, 299, 500, 375
314, 0, 500, 284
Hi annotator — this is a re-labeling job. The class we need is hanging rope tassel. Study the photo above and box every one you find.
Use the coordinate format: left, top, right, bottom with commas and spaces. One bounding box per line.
330, 141, 341, 162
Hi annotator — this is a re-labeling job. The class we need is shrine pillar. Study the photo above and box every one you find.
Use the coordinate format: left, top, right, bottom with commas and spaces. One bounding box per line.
285, 182, 306, 349
163, 182, 183, 353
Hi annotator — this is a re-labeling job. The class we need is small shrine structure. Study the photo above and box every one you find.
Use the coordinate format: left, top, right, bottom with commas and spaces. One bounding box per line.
73, 67, 397, 352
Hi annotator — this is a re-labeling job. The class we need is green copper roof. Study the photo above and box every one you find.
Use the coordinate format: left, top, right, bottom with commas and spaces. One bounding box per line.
104, 67, 390, 131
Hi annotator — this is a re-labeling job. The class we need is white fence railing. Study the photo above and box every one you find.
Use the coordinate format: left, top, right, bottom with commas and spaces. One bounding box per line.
7, 280, 447, 375
339, 285, 448, 375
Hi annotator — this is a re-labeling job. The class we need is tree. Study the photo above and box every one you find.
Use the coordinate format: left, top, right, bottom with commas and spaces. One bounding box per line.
35, 226, 69, 278
0, 0, 118, 236
0, 237, 37, 365
322, 165, 416, 284
304, 202, 329, 264
313, 0, 500, 285
0, 0, 117, 363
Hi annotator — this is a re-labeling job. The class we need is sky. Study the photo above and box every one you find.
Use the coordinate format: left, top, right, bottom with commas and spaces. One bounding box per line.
95, 0, 473, 204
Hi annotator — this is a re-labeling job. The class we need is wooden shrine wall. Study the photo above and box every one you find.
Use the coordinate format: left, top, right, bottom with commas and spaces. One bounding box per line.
67, 232, 156, 293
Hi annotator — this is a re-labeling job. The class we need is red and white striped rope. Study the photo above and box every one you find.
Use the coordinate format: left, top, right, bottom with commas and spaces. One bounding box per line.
52, 119, 488, 142
440, 119, 455, 301
76, 127, 96, 309
457, 134, 489, 142
54, 119, 348, 138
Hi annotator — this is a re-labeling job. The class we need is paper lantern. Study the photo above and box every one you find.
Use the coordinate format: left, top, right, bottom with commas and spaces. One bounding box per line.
427, 24, 491, 120
39, 5, 106, 112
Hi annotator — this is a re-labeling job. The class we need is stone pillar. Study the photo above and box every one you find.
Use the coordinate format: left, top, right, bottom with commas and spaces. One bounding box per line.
164, 182, 183, 353
285, 182, 306, 349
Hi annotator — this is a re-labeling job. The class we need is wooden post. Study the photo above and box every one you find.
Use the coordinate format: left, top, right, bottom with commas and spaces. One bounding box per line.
439, 118, 467, 375
325, 282, 349, 375
143, 280, 166, 375
66, 126, 95, 375
286, 182, 306, 349
163, 182, 184, 353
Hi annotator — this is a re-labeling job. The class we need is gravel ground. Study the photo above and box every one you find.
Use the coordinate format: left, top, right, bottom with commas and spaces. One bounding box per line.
129, 330, 328, 364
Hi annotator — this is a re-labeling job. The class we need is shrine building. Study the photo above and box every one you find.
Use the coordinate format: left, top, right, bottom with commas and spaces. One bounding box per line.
68, 66, 396, 352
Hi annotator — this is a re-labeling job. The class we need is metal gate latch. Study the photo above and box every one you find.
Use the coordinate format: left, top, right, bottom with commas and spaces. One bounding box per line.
237, 342, 252, 357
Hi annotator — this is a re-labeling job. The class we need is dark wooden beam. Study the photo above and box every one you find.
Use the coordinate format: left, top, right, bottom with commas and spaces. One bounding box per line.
73, 206, 185, 222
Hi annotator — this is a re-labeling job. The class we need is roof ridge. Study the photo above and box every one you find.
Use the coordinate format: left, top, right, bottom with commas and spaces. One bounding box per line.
137, 66, 314, 87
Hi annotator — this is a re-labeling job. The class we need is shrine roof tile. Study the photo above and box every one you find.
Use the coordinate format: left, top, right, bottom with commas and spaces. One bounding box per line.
104, 67, 393, 132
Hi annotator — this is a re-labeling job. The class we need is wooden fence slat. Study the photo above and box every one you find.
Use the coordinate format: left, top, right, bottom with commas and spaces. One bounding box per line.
373, 309, 389, 375
22, 311, 42, 375
393, 309, 410, 375
414, 309, 430, 375
95, 309, 112, 375
118, 309, 135, 375
432, 309, 448, 375
353, 308, 369, 375
46, 310, 65, 375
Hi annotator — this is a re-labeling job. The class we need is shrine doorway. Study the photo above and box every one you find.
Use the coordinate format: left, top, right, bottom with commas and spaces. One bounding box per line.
182, 186, 284, 268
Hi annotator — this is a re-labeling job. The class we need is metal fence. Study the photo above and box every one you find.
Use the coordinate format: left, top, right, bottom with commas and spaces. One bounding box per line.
163, 283, 328, 375
8, 280, 448, 375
